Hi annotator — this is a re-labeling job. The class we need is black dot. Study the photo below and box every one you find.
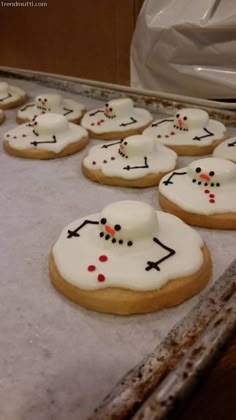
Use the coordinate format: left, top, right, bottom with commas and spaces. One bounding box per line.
112, 238, 116, 243
100, 218, 106, 225
183, 116, 187, 121
180, 128, 182, 130
216, 183, 220, 187
211, 183, 215, 187
38, 98, 41, 101
204, 183, 208, 186
100, 232, 104, 237
44, 98, 47, 102
109, 107, 112, 111
127, 241, 133, 246
105, 234, 110, 240
198, 181, 202, 185
114, 224, 121, 231
124, 141, 127, 145
119, 240, 123, 245
105, 103, 108, 107
209, 171, 215, 177
195, 167, 201, 173
176, 113, 180, 118
192, 179, 196, 183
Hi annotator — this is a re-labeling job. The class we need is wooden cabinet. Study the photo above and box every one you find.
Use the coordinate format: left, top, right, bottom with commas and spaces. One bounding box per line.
0, 0, 144, 85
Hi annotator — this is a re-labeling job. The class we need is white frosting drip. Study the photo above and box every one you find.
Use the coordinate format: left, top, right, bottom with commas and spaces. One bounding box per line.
81, 98, 152, 134
159, 157, 236, 215
52, 201, 204, 291
17, 93, 85, 121
83, 135, 177, 180
144, 108, 226, 147
0, 81, 26, 104
213, 137, 236, 163
4, 113, 88, 153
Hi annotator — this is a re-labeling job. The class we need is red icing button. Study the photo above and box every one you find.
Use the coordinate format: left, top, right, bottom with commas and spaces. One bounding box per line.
99, 255, 108, 262
13, 136, 17, 139
88, 265, 96, 272
157, 135, 161, 138
91, 123, 95, 126
165, 135, 169, 138
92, 161, 96, 165
209, 199, 215, 203
171, 131, 175, 135
97, 274, 105, 282
97, 122, 101, 125
103, 160, 107, 163
6, 134, 10, 138
204, 189, 210, 194
100, 119, 104, 123
111, 156, 115, 160
209, 194, 215, 198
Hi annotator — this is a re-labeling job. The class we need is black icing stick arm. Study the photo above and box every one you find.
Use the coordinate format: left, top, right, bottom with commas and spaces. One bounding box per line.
101, 140, 122, 149
123, 157, 149, 171
193, 128, 214, 141
89, 109, 104, 116
67, 220, 99, 238
0, 93, 12, 102
162, 171, 187, 186
120, 117, 137, 127
151, 118, 174, 127
228, 140, 236, 147
145, 237, 176, 271
20, 103, 35, 111
63, 107, 73, 116
30, 135, 57, 147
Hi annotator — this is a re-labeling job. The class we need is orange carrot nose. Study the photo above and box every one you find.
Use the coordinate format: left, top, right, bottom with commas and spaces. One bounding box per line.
200, 173, 210, 181
178, 119, 183, 128
105, 225, 115, 236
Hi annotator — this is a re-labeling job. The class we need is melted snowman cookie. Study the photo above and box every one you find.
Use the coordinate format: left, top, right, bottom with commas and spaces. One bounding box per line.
159, 157, 236, 229
81, 98, 153, 140
17, 93, 86, 124
213, 137, 236, 163
82, 134, 177, 187
0, 81, 27, 109
49, 200, 211, 314
3, 113, 88, 159
144, 108, 229, 155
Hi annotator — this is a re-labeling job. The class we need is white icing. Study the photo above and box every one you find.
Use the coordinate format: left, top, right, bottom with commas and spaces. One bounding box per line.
4, 113, 88, 153
81, 98, 153, 134
52, 200, 204, 291
159, 157, 236, 215
213, 137, 236, 163
83, 135, 177, 180
144, 108, 227, 147
17, 93, 85, 121
0, 81, 26, 104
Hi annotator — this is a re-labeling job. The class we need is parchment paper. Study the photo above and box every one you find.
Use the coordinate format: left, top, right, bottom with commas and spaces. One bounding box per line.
0, 78, 235, 420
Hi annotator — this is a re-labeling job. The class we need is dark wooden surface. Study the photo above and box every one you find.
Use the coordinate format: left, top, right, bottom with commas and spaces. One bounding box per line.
174, 334, 236, 420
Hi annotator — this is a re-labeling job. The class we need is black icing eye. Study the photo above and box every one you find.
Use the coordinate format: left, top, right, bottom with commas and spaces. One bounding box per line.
100, 218, 106, 225
183, 116, 187, 121
114, 224, 121, 231
38, 98, 41, 101
109, 107, 113, 112
176, 113, 180, 118
123, 141, 127, 145
44, 98, 47, 102
209, 171, 215, 177
195, 167, 201, 173
105, 103, 108, 107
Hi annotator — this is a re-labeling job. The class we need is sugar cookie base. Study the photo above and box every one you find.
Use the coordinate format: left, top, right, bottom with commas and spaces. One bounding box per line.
49, 245, 211, 315
159, 133, 229, 156
3, 135, 89, 160
16, 111, 86, 126
0, 94, 27, 110
82, 163, 176, 188
85, 121, 153, 140
159, 193, 236, 229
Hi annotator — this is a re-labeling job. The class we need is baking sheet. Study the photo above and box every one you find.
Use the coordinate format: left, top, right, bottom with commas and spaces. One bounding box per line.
0, 76, 236, 420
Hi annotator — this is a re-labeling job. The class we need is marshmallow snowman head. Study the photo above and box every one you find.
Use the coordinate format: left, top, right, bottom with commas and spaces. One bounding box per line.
35, 94, 63, 110
0, 82, 9, 94
99, 201, 158, 245
33, 113, 69, 136
119, 135, 156, 158
103, 98, 133, 119
173, 108, 209, 131
188, 157, 236, 187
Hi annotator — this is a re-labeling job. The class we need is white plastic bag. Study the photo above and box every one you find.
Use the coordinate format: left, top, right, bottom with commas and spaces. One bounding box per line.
131, 0, 236, 99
